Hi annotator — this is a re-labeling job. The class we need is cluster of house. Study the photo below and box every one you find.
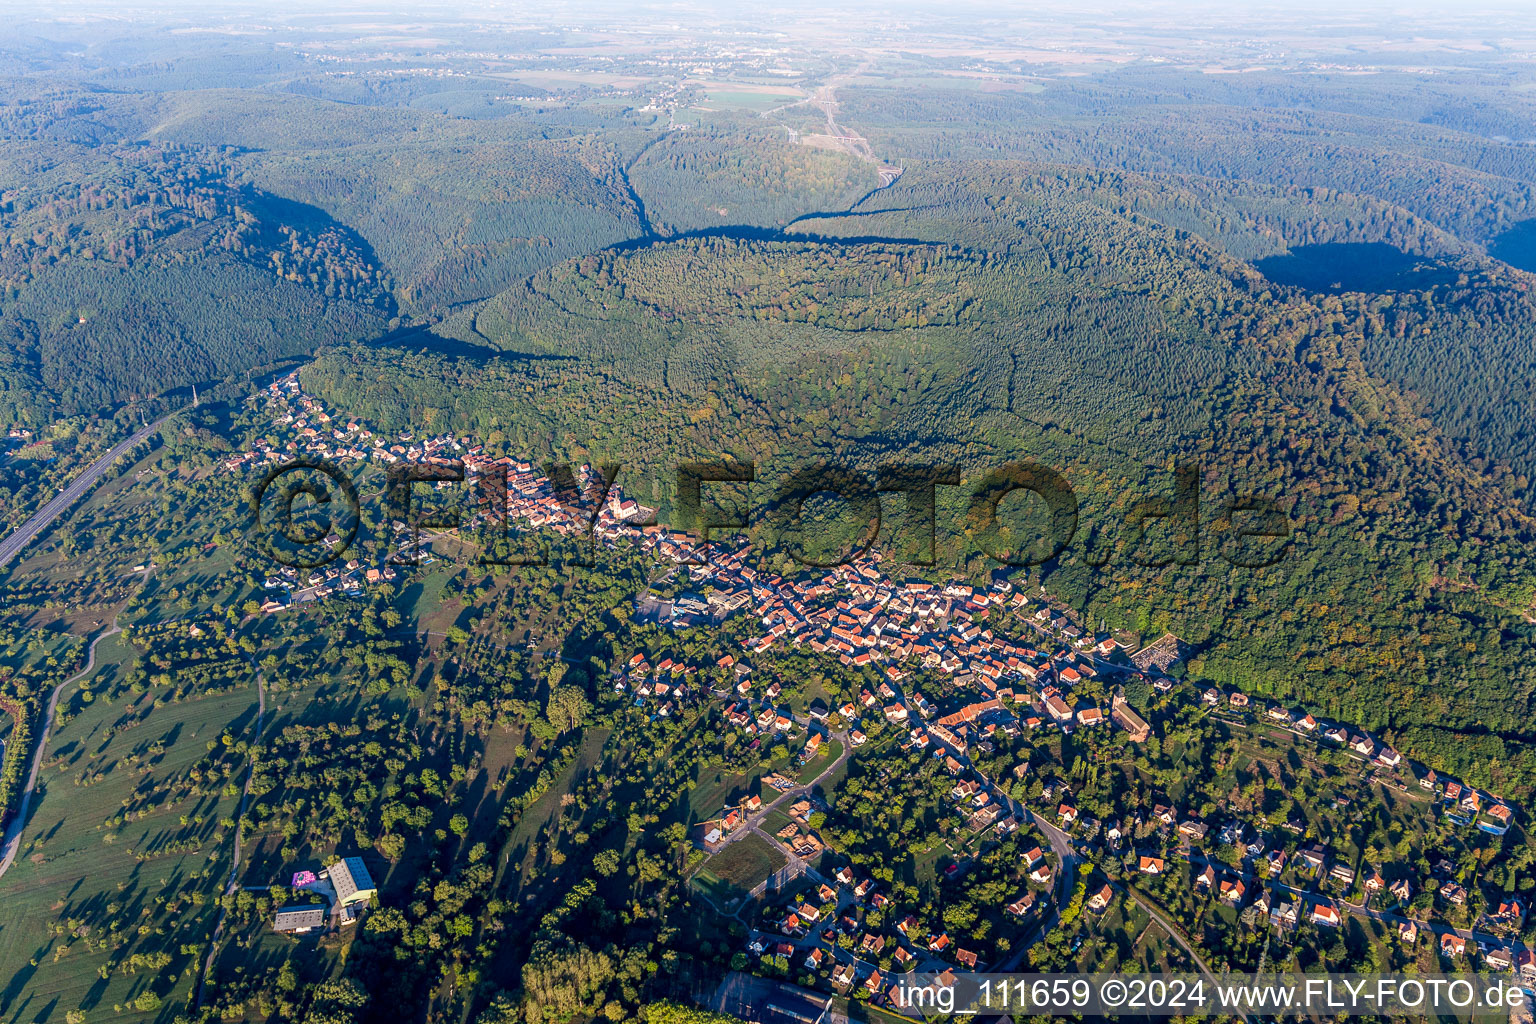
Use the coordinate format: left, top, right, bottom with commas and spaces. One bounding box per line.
239, 377, 1168, 752
1058, 790, 1531, 969
258, 559, 402, 612
1197, 686, 1515, 835
700, 791, 765, 853
235, 373, 655, 613
750, 863, 994, 1006
700, 776, 828, 856
623, 557, 1166, 762
1120, 848, 1529, 970
1, 424, 37, 460
271, 855, 377, 935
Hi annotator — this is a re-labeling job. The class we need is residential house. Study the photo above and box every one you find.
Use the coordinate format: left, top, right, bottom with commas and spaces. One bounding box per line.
1007, 892, 1038, 917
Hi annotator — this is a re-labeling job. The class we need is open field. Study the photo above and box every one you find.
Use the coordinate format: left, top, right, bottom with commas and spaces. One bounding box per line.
701, 91, 793, 112
0, 630, 255, 1023
496, 727, 612, 889
693, 833, 786, 907
688, 765, 761, 825
795, 740, 841, 785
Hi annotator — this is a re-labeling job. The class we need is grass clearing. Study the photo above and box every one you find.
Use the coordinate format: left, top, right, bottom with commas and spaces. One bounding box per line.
497, 727, 612, 889
702, 90, 790, 112
795, 739, 841, 785
688, 765, 760, 825
0, 645, 256, 1023
693, 832, 785, 908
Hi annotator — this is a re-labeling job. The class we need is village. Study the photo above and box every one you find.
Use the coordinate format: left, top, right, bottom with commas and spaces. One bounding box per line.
231, 372, 1533, 998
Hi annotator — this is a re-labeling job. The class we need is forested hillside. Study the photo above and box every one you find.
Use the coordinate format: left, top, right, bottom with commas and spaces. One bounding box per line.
0, 101, 394, 420
302, 158, 1536, 796
792, 163, 1536, 496
626, 133, 878, 234
840, 74, 1536, 258
6, 63, 1536, 793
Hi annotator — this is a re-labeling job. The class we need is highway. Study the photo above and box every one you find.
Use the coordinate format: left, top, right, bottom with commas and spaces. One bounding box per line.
0, 415, 168, 569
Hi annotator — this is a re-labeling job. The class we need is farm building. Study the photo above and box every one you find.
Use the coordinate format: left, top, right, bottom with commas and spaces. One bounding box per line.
328, 856, 377, 908
273, 906, 327, 934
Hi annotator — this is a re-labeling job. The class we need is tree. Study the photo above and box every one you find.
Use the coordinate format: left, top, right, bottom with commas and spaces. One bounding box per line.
302, 978, 369, 1024
593, 849, 622, 876
547, 684, 591, 734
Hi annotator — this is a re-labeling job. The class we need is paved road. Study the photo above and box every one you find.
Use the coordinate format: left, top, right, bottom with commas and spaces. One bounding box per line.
0, 625, 122, 879
0, 416, 167, 569
1117, 887, 1256, 1023
990, 807, 1079, 972
713, 729, 851, 860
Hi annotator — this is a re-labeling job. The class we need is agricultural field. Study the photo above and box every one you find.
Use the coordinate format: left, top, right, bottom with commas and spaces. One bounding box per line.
699, 91, 794, 113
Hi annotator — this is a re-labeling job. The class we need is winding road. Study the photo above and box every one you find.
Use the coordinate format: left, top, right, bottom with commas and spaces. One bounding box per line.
0, 415, 167, 570
0, 414, 170, 877
0, 625, 123, 879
